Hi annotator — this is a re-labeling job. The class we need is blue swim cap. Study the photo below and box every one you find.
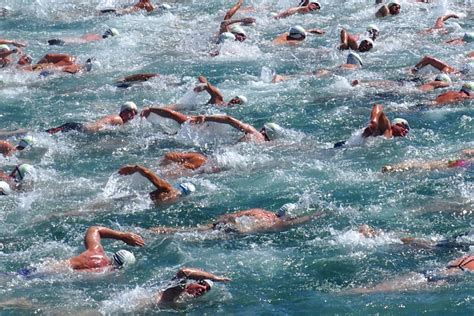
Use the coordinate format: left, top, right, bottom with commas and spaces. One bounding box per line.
174, 182, 196, 195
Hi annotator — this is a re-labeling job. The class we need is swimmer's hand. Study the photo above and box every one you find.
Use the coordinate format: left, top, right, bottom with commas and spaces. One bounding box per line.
121, 232, 145, 247
307, 28, 325, 35
189, 115, 206, 124
12, 41, 27, 48
214, 276, 232, 282
118, 164, 140, 175
140, 108, 151, 118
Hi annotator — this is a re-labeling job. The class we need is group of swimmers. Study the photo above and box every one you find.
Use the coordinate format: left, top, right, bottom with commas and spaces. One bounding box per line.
0, 0, 473, 309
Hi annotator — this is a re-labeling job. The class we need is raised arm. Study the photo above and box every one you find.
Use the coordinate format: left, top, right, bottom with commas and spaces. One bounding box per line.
0, 39, 27, 47
176, 267, 231, 282
119, 164, 174, 192
195, 76, 225, 105
141, 107, 189, 124
434, 14, 459, 29
224, 0, 243, 20
362, 104, 391, 138
201, 114, 258, 134
274, 7, 301, 19
219, 18, 255, 34
412, 56, 456, 73
83, 226, 145, 251
375, 5, 389, 18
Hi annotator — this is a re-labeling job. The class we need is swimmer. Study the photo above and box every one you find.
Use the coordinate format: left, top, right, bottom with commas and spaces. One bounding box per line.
433, 82, 474, 105
382, 148, 473, 172
351, 73, 452, 92
411, 55, 458, 74
0, 163, 34, 191
401, 229, 474, 250
0, 136, 33, 157
46, 101, 138, 134
152, 268, 231, 307
421, 14, 459, 34
0, 44, 22, 67
18, 53, 93, 74
47, 28, 119, 45
194, 76, 248, 106
375, 1, 401, 18
446, 32, 474, 45
116, 73, 159, 88
273, 25, 324, 45
161, 152, 209, 171
150, 205, 324, 235
0, 39, 27, 48
100, 0, 155, 15
339, 25, 378, 52
218, 0, 256, 42
341, 51, 364, 70
118, 164, 196, 203
273, 1, 320, 19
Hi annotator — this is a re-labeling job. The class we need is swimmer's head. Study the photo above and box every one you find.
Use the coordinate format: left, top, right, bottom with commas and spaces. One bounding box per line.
388, 1, 401, 15
288, 25, 306, 40
218, 32, 236, 44
229, 25, 247, 42
119, 101, 138, 121
18, 54, 32, 65
391, 118, 410, 137
185, 279, 213, 297
0, 44, 10, 52
15, 163, 34, 181
17, 136, 34, 150
260, 122, 283, 141
367, 24, 379, 40
228, 95, 247, 105
435, 73, 451, 83
112, 249, 136, 268
347, 52, 363, 67
461, 82, 474, 96
307, 1, 321, 11
276, 203, 298, 218
463, 32, 474, 43
175, 182, 196, 196
0, 181, 11, 196
358, 38, 374, 52
158, 3, 171, 10
102, 28, 119, 39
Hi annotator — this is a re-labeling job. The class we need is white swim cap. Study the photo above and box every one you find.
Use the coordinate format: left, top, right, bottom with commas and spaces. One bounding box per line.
235, 95, 247, 104
202, 279, 214, 289
367, 24, 379, 32
0, 44, 9, 52
103, 28, 119, 38
263, 122, 283, 140
229, 25, 246, 36
461, 82, 474, 95
175, 182, 196, 195
0, 181, 11, 195
388, 0, 400, 7
276, 203, 298, 217
435, 73, 451, 83
347, 52, 363, 66
18, 135, 34, 149
218, 32, 236, 44
288, 25, 306, 39
16, 164, 34, 181
159, 3, 171, 10
112, 249, 136, 268
120, 101, 138, 113
392, 118, 410, 130
463, 32, 474, 43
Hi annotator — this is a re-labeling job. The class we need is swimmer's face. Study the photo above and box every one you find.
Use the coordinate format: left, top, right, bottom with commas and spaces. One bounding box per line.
185, 281, 211, 297
368, 29, 379, 40
358, 40, 373, 52
18, 55, 32, 65
228, 97, 242, 105
391, 123, 409, 137
308, 3, 320, 11
120, 109, 137, 122
234, 33, 246, 42
388, 4, 400, 15
259, 128, 271, 141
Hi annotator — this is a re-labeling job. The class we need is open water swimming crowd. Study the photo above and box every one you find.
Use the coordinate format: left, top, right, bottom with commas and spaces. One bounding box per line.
0, 0, 473, 314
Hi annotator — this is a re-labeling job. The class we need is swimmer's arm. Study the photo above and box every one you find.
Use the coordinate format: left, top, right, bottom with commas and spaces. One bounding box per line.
195, 76, 225, 105
0, 141, 15, 156
375, 5, 389, 18
461, 149, 474, 158
159, 285, 185, 303
274, 7, 300, 19
339, 29, 357, 50
202, 115, 258, 134
176, 267, 231, 282
0, 39, 27, 47
362, 104, 390, 138
223, 0, 243, 21
119, 164, 175, 192
117, 73, 158, 83
280, 211, 325, 228
141, 107, 189, 124
220, 18, 256, 33
0, 48, 19, 59
412, 56, 456, 73
83, 226, 145, 251
307, 28, 325, 35
434, 14, 459, 29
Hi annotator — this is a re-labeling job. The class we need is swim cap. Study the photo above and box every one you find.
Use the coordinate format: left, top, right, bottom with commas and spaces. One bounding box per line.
435, 73, 451, 83
159, 3, 171, 10
276, 203, 297, 217
388, 1, 400, 7
463, 32, 474, 43
0, 181, 11, 195
367, 24, 379, 32
229, 25, 246, 36
0, 44, 9, 52
461, 82, 474, 95
120, 101, 138, 113
235, 95, 247, 104
308, 1, 321, 8
263, 122, 283, 140
103, 28, 119, 38
202, 279, 214, 289
347, 52, 363, 66
16, 163, 34, 181
112, 249, 136, 268
289, 25, 306, 39
392, 118, 410, 130
18, 136, 34, 149
218, 32, 236, 44
175, 182, 196, 195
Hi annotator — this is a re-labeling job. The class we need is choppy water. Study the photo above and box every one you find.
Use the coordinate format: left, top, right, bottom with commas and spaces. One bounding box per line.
0, 0, 473, 314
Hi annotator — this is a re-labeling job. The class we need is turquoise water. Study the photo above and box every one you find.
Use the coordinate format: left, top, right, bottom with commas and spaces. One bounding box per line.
0, 0, 473, 314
